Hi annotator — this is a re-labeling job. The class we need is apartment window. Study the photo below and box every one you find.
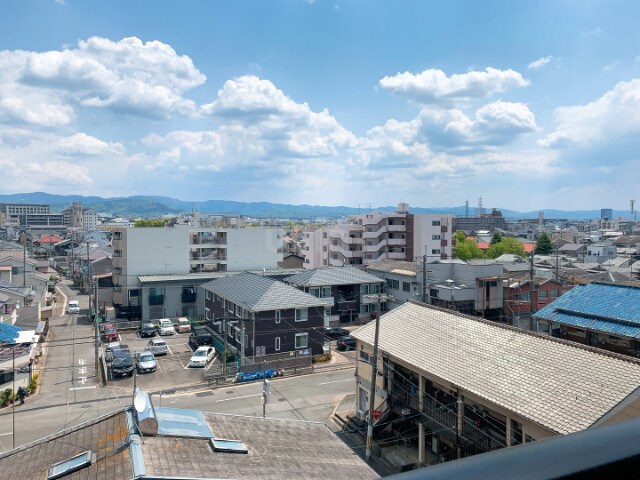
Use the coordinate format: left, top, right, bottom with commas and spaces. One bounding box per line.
359, 350, 371, 363
432, 220, 441, 226
385, 279, 399, 289
431, 249, 440, 255
113, 267, 122, 275
206, 291, 212, 300
309, 287, 320, 297
113, 249, 122, 257
205, 308, 210, 320
402, 282, 411, 292
361, 284, 370, 295
275, 310, 281, 324
538, 290, 548, 301
551, 288, 560, 298
322, 286, 331, 297
227, 301, 234, 313
275, 337, 281, 351
295, 308, 308, 322
113, 232, 121, 240
432, 234, 441, 240
295, 333, 309, 349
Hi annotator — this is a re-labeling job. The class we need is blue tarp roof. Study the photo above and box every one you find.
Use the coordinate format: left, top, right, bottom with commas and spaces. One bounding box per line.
0, 323, 22, 344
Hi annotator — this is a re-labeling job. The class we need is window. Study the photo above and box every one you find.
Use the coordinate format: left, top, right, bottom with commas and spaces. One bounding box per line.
551, 288, 560, 298
432, 234, 441, 240
361, 284, 370, 295
432, 220, 440, 226
227, 301, 234, 313
538, 290, 548, 300
275, 310, 281, 324
206, 291, 212, 300
205, 308, 210, 320
322, 286, 331, 297
517, 292, 531, 302
275, 337, 281, 351
385, 279, 399, 289
324, 307, 332, 317
402, 282, 411, 292
359, 350, 371, 363
431, 249, 441, 255
210, 438, 248, 454
309, 287, 320, 297
295, 332, 308, 349
430, 288, 439, 299
295, 308, 308, 322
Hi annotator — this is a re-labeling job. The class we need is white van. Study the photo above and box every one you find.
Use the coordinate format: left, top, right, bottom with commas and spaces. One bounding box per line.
67, 300, 80, 314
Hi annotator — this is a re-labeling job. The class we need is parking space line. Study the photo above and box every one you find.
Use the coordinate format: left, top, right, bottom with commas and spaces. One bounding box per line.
69, 386, 97, 391
166, 345, 173, 354
215, 393, 261, 403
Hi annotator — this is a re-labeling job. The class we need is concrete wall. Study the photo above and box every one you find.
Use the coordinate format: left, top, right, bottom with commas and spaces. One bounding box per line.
225, 228, 282, 271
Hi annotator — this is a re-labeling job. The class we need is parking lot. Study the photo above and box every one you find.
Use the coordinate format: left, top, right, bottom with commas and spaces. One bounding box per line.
102, 327, 218, 390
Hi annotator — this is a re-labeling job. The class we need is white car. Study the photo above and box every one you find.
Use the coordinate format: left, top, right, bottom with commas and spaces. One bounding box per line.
67, 300, 80, 314
158, 318, 176, 336
188, 346, 215, 368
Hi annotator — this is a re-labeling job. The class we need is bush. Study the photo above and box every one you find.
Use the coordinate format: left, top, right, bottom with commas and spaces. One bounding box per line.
28, 373, 39, 393
0, 388, 12, 407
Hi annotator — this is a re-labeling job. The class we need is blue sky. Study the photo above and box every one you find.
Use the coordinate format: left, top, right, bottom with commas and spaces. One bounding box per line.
1, 1, 639, 212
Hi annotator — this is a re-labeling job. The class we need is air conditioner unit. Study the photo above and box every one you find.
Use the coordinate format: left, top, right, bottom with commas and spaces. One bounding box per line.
356, 409, 366, 421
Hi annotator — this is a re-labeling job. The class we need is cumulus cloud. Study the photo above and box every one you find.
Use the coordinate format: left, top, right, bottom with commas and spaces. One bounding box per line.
528, 56, 554, 70
379, 67, 529, 105
540, 78, 640, 148
56, 133, 125, 156
0, 36, 205, 124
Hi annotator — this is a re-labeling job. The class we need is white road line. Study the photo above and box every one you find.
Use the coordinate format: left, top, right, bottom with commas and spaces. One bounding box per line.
215, 394, 261, 403
166, 345, 173, 354
318, 379, 353, 385
69, 386, 97, 391
0, 432, 12, 437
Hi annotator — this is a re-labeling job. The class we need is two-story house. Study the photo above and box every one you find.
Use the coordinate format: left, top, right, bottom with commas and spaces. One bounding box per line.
201, 273, 332, 364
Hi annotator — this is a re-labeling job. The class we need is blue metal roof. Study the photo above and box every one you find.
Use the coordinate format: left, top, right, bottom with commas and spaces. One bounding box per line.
0, 323, 22, 344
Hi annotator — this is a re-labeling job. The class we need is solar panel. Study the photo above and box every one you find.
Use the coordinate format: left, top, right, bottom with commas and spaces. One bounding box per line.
155, 407, 213, 438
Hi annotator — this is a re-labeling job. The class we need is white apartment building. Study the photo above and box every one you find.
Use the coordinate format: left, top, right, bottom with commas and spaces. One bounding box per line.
301, 204, 454, 269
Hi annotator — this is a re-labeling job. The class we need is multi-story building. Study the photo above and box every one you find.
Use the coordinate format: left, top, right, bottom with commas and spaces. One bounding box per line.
61, 202, 99, 231
301, 204, 454, 269
454, 208, 508, 233
353, 301, 640, 468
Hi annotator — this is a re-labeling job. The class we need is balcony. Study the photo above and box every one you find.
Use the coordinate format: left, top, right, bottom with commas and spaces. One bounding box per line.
337, 300, 357, 311
148, 294, 164, 305
190, 235, 227, 245
181, 291, 197, 303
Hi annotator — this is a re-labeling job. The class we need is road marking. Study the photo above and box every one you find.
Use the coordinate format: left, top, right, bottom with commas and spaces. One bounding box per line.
215, 393, 261, 403
166, 345, 173, 355
0, 432, 12, 437
318, 379, 353, 385
69, 386, 97, 391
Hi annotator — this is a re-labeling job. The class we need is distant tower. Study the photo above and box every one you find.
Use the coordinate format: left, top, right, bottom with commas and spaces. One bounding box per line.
631, 200, 636, 221
477, 196, 483, 217
600, 208, 613, 221
465, 200, 469, 218
538, 211, 544, 226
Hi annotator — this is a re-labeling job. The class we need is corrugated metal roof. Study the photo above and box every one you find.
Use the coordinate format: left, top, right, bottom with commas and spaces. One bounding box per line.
0, 323, 21, 343
352, 302, 640, 435
284, 266, 383, 287
202, 272, 332, 312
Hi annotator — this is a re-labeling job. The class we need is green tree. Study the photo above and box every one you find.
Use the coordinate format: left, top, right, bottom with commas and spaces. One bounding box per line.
490, 232, 502, 245
486, 237, 526, 258
535, 232, 554, 255
455, 236, 486, 260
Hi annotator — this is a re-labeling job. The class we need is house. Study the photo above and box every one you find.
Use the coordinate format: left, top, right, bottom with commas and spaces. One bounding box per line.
585, 243, 618, 263
201, 273, 332, 362
534, 282, 640, 357
284, 266, 385, 324
558, 243, 587, 260
366, 259, 418, 309
351, 302, 640, 468
504, 278, 566, 330
0, 390, 377, 479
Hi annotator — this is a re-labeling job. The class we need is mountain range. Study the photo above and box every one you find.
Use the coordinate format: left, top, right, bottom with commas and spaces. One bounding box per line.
0, 192, 632, 220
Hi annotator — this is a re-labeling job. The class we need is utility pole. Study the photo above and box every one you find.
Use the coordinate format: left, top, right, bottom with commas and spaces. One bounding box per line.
222, 318, 227, 375
365, 292, 390, 461
422, 255, 427, 303
22, 241, 26, 287
262, 360, 269, 418
529, 250, 535, 330
241, 322, 245, 367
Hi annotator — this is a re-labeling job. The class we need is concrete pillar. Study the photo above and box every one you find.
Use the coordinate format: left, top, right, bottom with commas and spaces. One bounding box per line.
418, 375, 425, 465
506, 416, 512, 447
456, 393, 463, 459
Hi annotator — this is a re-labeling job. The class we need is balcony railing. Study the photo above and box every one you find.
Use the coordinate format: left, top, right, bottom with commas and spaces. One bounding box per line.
148, 294, 164, 305
181, 291, 197, 303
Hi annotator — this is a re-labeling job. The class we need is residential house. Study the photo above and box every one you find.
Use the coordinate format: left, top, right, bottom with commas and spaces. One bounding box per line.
585, 243, 618, 264
558, 243, 587, 260
284, 266, 385, 325
534, 282, 640, 357
202, 273, 332, 362
504, 278, 566, 330
0, 391, 377, 479
352, 302, 640, 469
366, 259, 418, 309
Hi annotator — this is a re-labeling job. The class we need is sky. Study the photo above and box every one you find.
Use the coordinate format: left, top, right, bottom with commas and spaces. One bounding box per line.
1, 0, 639, 212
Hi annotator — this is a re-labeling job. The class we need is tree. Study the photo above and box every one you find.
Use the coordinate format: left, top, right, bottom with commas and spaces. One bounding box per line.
490, 232, 502, 245
454, 232, 486, 260
486, 237, 526, 258
535, 232, 554, 255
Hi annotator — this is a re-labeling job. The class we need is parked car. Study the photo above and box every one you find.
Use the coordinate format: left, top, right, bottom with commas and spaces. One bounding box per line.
175, 317, 192, 333
105, 342, 129, 362
139, 322, 157, 338
147, 338, 168, 356
188, 346, 215, 368
158, 318, 176, 336
103, 323, 119, 342
67, 300, 80, 315
111, 349, 134, 378
135, 351, 157, 374
336, 336, 356, 351
189, 327, 213, 350
322, 327, 350, 340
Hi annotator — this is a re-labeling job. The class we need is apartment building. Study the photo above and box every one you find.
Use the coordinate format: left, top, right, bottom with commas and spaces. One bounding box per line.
301, 204, 454, 269
61, 201, 99, 231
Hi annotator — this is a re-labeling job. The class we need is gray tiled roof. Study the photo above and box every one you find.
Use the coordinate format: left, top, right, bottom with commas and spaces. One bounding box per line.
203, 272, 331, 312
138, 268, 306, 284
352, 302, 640, 435
367, 259, 417, 274
285, 266, 384, 287
142, 413, 377, 479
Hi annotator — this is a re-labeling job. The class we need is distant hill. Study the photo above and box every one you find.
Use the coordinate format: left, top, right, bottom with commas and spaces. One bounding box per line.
0, 192, 631, 220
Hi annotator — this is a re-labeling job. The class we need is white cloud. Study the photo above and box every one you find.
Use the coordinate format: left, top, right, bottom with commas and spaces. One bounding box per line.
56, 133, 125, 156
528, 56, 553, 70
602, 61, 619, 72
379, 67, 529, 105
540, 78, 640, 148
0, 36, 205, 124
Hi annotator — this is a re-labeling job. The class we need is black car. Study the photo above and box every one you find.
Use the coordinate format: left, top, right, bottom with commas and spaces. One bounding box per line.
336, 336, 356, 351
139, 321, 157, 338
111, 349, 134, 378
323, 327, 350, 340
189, 327, 213, 350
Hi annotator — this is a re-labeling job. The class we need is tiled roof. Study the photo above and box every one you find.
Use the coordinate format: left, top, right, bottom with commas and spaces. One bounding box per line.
203, 272, 331, 312
138, 268, 306, 284
0, 410, 130, 479
352, 302, 640, 435
367, 259, 416, 274
285, 266, 384, 287
141, 413, 377, 479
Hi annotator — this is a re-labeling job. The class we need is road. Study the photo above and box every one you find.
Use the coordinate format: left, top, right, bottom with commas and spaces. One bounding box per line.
0, 279, 356, 452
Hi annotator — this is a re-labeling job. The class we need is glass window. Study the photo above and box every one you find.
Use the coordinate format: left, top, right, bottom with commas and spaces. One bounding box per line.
48, 451, 92, 479
295, 332, 308, 349
275, 310, 281, 324
322, 286, 332, 297
432, 234, 441, 240
432, 220, 440, 226
324, 307, 332, 317
431, 249, 441, 255
210, 438, 248, 454
402, 282, 411, 292
309, 287, 320, 297
538, 290, 548, 300
295, 308, 308, 322
275, 337, 281, 351
551, 288, 560, 298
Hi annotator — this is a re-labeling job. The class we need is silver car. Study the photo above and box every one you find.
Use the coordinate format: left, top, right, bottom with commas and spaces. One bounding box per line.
135, 351, 157, 374
147, 338, 168, 356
